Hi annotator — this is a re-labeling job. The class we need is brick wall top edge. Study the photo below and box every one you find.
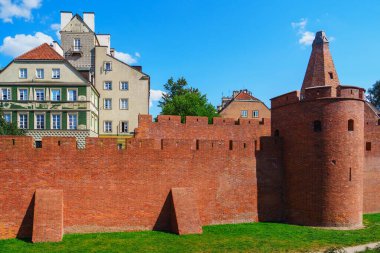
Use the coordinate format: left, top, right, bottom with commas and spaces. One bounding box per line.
0, 136, 257, 152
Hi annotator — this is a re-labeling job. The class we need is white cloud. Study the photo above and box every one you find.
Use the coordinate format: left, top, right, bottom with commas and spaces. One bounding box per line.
50, 23, 60, 39
135, 52, 141, 58
114, 50, 140, 65
0, 32, 53, 57
291, 18, 315, 46
298, 31, 314, 46
0, 0, 42, 23
150, 89, 165, 107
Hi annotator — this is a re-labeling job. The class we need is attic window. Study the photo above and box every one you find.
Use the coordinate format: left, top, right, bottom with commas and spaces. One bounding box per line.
328, 72, 334, 79
104, 62, 112, 71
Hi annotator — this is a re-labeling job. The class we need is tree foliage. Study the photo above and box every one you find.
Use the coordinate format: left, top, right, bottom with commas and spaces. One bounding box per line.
158, 77, 219, 123
0, 108, 26, 135
367, 81, 380, 109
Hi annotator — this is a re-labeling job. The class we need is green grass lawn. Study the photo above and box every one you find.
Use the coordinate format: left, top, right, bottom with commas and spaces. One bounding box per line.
1, 214, 380, 253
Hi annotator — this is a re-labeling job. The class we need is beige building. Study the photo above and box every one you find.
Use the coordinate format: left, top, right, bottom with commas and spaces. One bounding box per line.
60, 12, 149, 137
218, 89, 271, 120
0, 43, 99, 148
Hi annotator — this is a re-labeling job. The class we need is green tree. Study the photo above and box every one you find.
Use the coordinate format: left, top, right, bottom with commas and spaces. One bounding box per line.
367, 81, 380, 109
0, 108, 25, 135
159, 77, 219, 123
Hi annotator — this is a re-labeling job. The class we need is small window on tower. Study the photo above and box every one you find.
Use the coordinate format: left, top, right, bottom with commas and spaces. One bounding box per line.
313, 120, 322, 132
366, 142, 372, 151
348, 119, 354, 131
328, 72, 334, 79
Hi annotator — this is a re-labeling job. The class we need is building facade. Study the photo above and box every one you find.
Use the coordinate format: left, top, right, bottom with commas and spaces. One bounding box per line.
60, 12, 150, 137
0, 43, 99, 148
218, 89, 271, 120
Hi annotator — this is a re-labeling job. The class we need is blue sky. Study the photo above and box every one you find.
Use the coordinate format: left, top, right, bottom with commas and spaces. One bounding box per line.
1, 0, 380, 116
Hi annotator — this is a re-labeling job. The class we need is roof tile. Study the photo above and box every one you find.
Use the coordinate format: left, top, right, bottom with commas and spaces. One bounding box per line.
16, 43, 64, 61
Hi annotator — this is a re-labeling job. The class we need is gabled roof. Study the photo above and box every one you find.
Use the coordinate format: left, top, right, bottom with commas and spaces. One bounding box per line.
235, 91, 258, 101
16, 43, 64, 61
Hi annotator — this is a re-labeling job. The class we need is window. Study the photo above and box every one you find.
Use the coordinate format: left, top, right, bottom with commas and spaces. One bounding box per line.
104, 99, 112, 109
18, 89, 28, 101
19, 68, 27, 79
120, 121, 128, 133
104, 62, 112, 71
274, 129, 280, 137
1, 88, 11, 100
120, 99, 128, 110
104, 121, 112, 132
366, 142, 372, 151
52, 68, 60, 79
348, 119, 354, 131
35, 89, 45, 101
73, 38, 81, 51
378, 119, 380, 126
253, 110, 259, 118
35, 141, 42, 148
314, 120, 322, 132
19, 113, 28, 129
120, 82, 129, 90
35, 114, 45, 129
52, 114, 61, 130
328, 72, 334, 79
67, 89, 77, 101
104, 81, 112, 90
3, 113, 11, 123
36, 68, 44, 79
68, 114, 77, 130
241, 110, 248, 118
51, 89, 61, 101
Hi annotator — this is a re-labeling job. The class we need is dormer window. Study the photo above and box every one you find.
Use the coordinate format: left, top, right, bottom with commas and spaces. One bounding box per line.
104, 62, 112, 71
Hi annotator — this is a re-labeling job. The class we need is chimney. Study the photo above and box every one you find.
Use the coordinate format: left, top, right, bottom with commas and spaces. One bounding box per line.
60, 11, 72, 30
50, 41, 63, 56
83, 12, 95, 31
110, 48, 115, 57
132, 66, 142, 72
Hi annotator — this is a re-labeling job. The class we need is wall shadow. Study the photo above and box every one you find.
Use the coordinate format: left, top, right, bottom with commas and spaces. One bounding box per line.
16, 193, 35, 241
256, 136, 285, 222
153, 191, 176, 234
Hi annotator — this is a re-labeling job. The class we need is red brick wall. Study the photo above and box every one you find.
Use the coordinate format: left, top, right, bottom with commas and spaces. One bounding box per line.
0, 136, 260, 239
272, 98, 365, 227
135, 115, 271, 143
364, 104, 380, 213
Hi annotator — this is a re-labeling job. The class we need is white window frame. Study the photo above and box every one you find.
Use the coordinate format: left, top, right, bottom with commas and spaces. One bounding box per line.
120, 99, 129, 110
67, 88, 78, 101
73, 38, 81, 51
1, 88, 11, 101
35, 113, 45, 130
36, 68, 44, 79
51, 88, 61, 101
18, 88, 28, 101
52, 68, 61, 79
51, 113, 61, 130
104, 81, 112, 90
120, 121, 129, 133
19, 68, 27, 79
253, 110, 259, 118
241, 110, 248, 118
18, 113, 28, 129
68, 113, 78, 130
35, 88, 45, 101
104, 121, 112, 133
120, 81, 129, 90
104, 62, 112, 71
104, 98, 112, 110
3, 112, 11, 123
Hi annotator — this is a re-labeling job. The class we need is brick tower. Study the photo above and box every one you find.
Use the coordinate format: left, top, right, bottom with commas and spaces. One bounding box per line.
271, 31, 365, 227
